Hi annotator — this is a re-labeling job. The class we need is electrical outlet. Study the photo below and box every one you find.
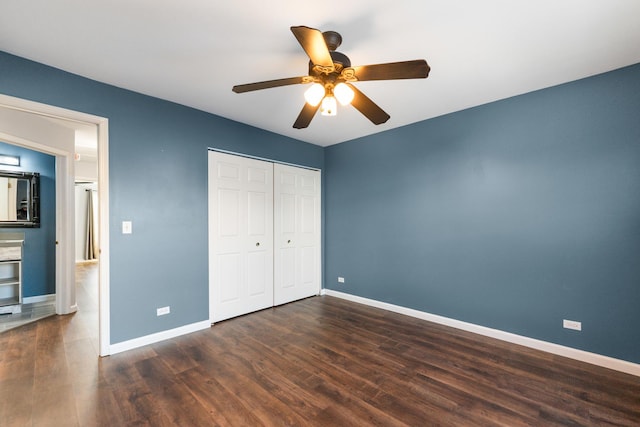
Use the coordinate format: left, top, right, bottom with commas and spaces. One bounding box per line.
157, 306, 170, 316
563, 319, 581, 331
338, 277, 345, 283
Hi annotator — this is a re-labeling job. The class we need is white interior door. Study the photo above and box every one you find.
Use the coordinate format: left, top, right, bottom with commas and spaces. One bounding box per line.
274, 164, 321, 306
209, 151, 274, 322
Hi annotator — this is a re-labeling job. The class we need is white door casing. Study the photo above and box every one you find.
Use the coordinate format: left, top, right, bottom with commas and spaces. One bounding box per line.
209, 151, 274, 322
0, 94, 110, 356
274, 164, 321, 305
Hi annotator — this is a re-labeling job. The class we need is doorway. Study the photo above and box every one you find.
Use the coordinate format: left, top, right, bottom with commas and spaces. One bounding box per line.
0, 93, 110, 356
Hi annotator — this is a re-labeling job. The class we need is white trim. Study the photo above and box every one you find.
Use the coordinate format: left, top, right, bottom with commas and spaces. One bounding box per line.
207, 147, 320, 171
0, 132, 69, 157
0, 93, 110, 357
109, 320, 211, 355
322, 289, 640, 377
97, 119, 110, 356
0, 95, 106, 126
54, 154, 75, 316
22, 294, 56, 304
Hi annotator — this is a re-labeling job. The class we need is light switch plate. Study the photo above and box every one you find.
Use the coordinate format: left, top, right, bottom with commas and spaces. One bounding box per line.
122, 220, 132, 234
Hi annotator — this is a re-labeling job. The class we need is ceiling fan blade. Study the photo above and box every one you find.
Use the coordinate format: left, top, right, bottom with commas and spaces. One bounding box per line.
348, 84, 390, 125
352, 59, 430, 81
232, 76, 307, 93
290, 26, 334, 72
293, 102, 320, 129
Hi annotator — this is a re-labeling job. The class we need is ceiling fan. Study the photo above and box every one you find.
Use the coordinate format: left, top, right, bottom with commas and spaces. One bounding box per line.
232, 26, 431, 129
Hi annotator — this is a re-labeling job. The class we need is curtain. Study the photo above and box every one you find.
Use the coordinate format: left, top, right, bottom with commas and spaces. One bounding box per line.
85, 189, 98, 260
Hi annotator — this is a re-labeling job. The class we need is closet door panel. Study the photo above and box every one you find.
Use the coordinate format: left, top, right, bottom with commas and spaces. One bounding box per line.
209, 151, 273, 322
300, 246, 316, 287
279, 194, 296, 233
280, 247, 296, 289
218, 254, 241, 303
247, 252, 268, 296
274, 164, 321, 306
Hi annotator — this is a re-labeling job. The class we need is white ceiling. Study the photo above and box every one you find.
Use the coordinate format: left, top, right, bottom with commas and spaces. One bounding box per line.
1, 1, 639, 147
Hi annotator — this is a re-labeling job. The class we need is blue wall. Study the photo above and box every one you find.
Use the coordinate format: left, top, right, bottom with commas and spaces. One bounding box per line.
0, 142, 56, 297
3, 48, 639, 364
325, 63, 640, 363
0, 51, 323, 343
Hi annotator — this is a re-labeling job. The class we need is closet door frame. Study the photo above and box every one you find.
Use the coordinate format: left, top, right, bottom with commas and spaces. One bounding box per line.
208, 149, 321, 323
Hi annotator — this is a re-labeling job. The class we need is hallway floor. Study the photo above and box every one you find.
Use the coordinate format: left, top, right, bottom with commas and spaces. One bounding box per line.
0, 301, 56, 333
0, 262, 97, 334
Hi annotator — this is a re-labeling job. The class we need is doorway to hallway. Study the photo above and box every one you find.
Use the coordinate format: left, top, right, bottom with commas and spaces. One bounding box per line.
0, 93, 110, 356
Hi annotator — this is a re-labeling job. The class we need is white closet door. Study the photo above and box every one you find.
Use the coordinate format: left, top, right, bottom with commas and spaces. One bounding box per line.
209, 151, 274, 322
274, 164, 321, 305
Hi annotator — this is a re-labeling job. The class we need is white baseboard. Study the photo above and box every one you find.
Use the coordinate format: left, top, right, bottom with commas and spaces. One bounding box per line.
322, 289, 640, 377
22, 294, 56, 304
108, 320, 211, 356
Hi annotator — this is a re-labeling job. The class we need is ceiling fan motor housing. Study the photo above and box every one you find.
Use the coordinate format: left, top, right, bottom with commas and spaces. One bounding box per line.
322, 30, 342, 51
309, 51, 352, 77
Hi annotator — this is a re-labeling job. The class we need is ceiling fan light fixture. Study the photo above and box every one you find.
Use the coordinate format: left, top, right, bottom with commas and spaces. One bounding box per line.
334, 82, 354, 105
233, 25, 430, 129
320, 95, 337, 116
304, 83, 325, 106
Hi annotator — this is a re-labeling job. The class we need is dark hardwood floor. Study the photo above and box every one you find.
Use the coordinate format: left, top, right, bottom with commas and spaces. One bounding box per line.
1, 264, 639, 426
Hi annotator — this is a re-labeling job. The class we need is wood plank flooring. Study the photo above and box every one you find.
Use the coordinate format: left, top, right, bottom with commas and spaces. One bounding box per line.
1, 264, 639, 426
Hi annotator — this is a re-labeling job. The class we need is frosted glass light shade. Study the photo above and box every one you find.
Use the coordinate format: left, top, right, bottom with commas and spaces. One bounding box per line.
304, 83, 325, 106
334, 83, 354, 105
320, 96, 337, 116
0, 155, 20, 166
